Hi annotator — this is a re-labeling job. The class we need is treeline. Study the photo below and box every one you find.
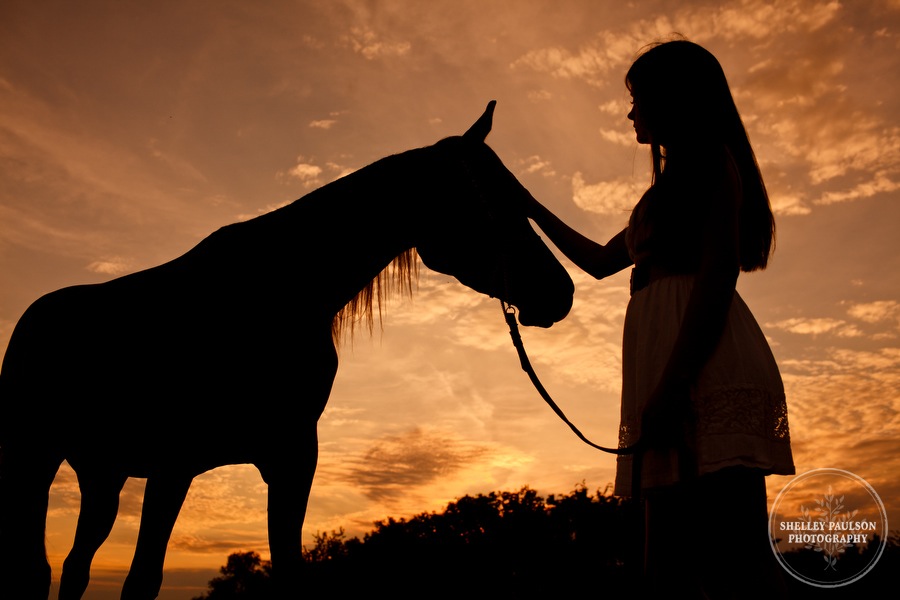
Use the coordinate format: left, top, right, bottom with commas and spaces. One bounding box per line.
193, 483, 638, 598
192, 483, 898, 599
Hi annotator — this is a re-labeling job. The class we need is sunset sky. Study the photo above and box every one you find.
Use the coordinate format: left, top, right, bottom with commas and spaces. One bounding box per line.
2, 1, 899, 598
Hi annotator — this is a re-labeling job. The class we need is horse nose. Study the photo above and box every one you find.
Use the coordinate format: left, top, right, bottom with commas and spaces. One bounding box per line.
517, 291, 573, 328
517, 312, 554, 328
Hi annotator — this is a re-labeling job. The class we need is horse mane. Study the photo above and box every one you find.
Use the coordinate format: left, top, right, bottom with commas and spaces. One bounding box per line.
331, 248, 419, 346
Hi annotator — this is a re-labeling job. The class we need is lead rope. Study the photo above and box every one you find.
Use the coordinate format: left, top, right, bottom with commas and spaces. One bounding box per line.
502, 301, 644, 506
501, 301, 643, 457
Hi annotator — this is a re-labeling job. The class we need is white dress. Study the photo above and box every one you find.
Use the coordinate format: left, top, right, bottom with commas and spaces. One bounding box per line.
614, 274, 795, 495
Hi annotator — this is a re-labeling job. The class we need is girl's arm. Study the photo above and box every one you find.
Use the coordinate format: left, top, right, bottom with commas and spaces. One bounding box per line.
526, 195, 633, 280
642, 155, 742, 444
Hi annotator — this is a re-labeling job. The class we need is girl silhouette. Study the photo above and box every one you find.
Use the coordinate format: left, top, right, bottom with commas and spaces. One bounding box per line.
527, 38, 795, 598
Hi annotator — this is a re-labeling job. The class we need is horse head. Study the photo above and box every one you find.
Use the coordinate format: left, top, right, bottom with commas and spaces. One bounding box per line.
415, 101, 574, 328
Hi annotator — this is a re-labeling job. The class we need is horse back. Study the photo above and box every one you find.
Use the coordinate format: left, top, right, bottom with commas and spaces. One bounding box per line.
0, 230, 337, 474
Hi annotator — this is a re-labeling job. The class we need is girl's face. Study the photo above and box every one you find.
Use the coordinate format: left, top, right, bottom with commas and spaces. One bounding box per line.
627, 93, 651, 145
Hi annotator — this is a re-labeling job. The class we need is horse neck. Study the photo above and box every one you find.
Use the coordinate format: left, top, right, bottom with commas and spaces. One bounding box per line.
278, 148, 428, 316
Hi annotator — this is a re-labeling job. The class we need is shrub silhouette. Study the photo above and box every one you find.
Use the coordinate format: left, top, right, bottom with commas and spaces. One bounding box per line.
193, 483, 638, 599
191, 551, 272, 599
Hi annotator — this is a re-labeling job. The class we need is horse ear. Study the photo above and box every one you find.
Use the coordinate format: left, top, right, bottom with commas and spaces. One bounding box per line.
463, 100, 496, 142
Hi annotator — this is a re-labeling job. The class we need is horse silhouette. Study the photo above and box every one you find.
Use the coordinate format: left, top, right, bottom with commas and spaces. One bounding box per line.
0, 101, 574, 599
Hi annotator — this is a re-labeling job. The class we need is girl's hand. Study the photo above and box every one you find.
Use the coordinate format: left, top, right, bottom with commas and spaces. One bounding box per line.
640, 379, 693, 450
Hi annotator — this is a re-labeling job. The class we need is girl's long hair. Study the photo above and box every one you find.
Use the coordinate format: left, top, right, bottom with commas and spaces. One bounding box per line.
626, 37, 775, 271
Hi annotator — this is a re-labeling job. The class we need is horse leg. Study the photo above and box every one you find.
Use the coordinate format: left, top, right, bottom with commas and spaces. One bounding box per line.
120, 474, 193, 600
58, 470, 128, 600
0, 446, 62, 600
259, 423, 320, 598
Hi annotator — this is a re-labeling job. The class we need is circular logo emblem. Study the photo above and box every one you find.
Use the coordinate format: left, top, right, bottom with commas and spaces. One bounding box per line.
769, 468, 888, 588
